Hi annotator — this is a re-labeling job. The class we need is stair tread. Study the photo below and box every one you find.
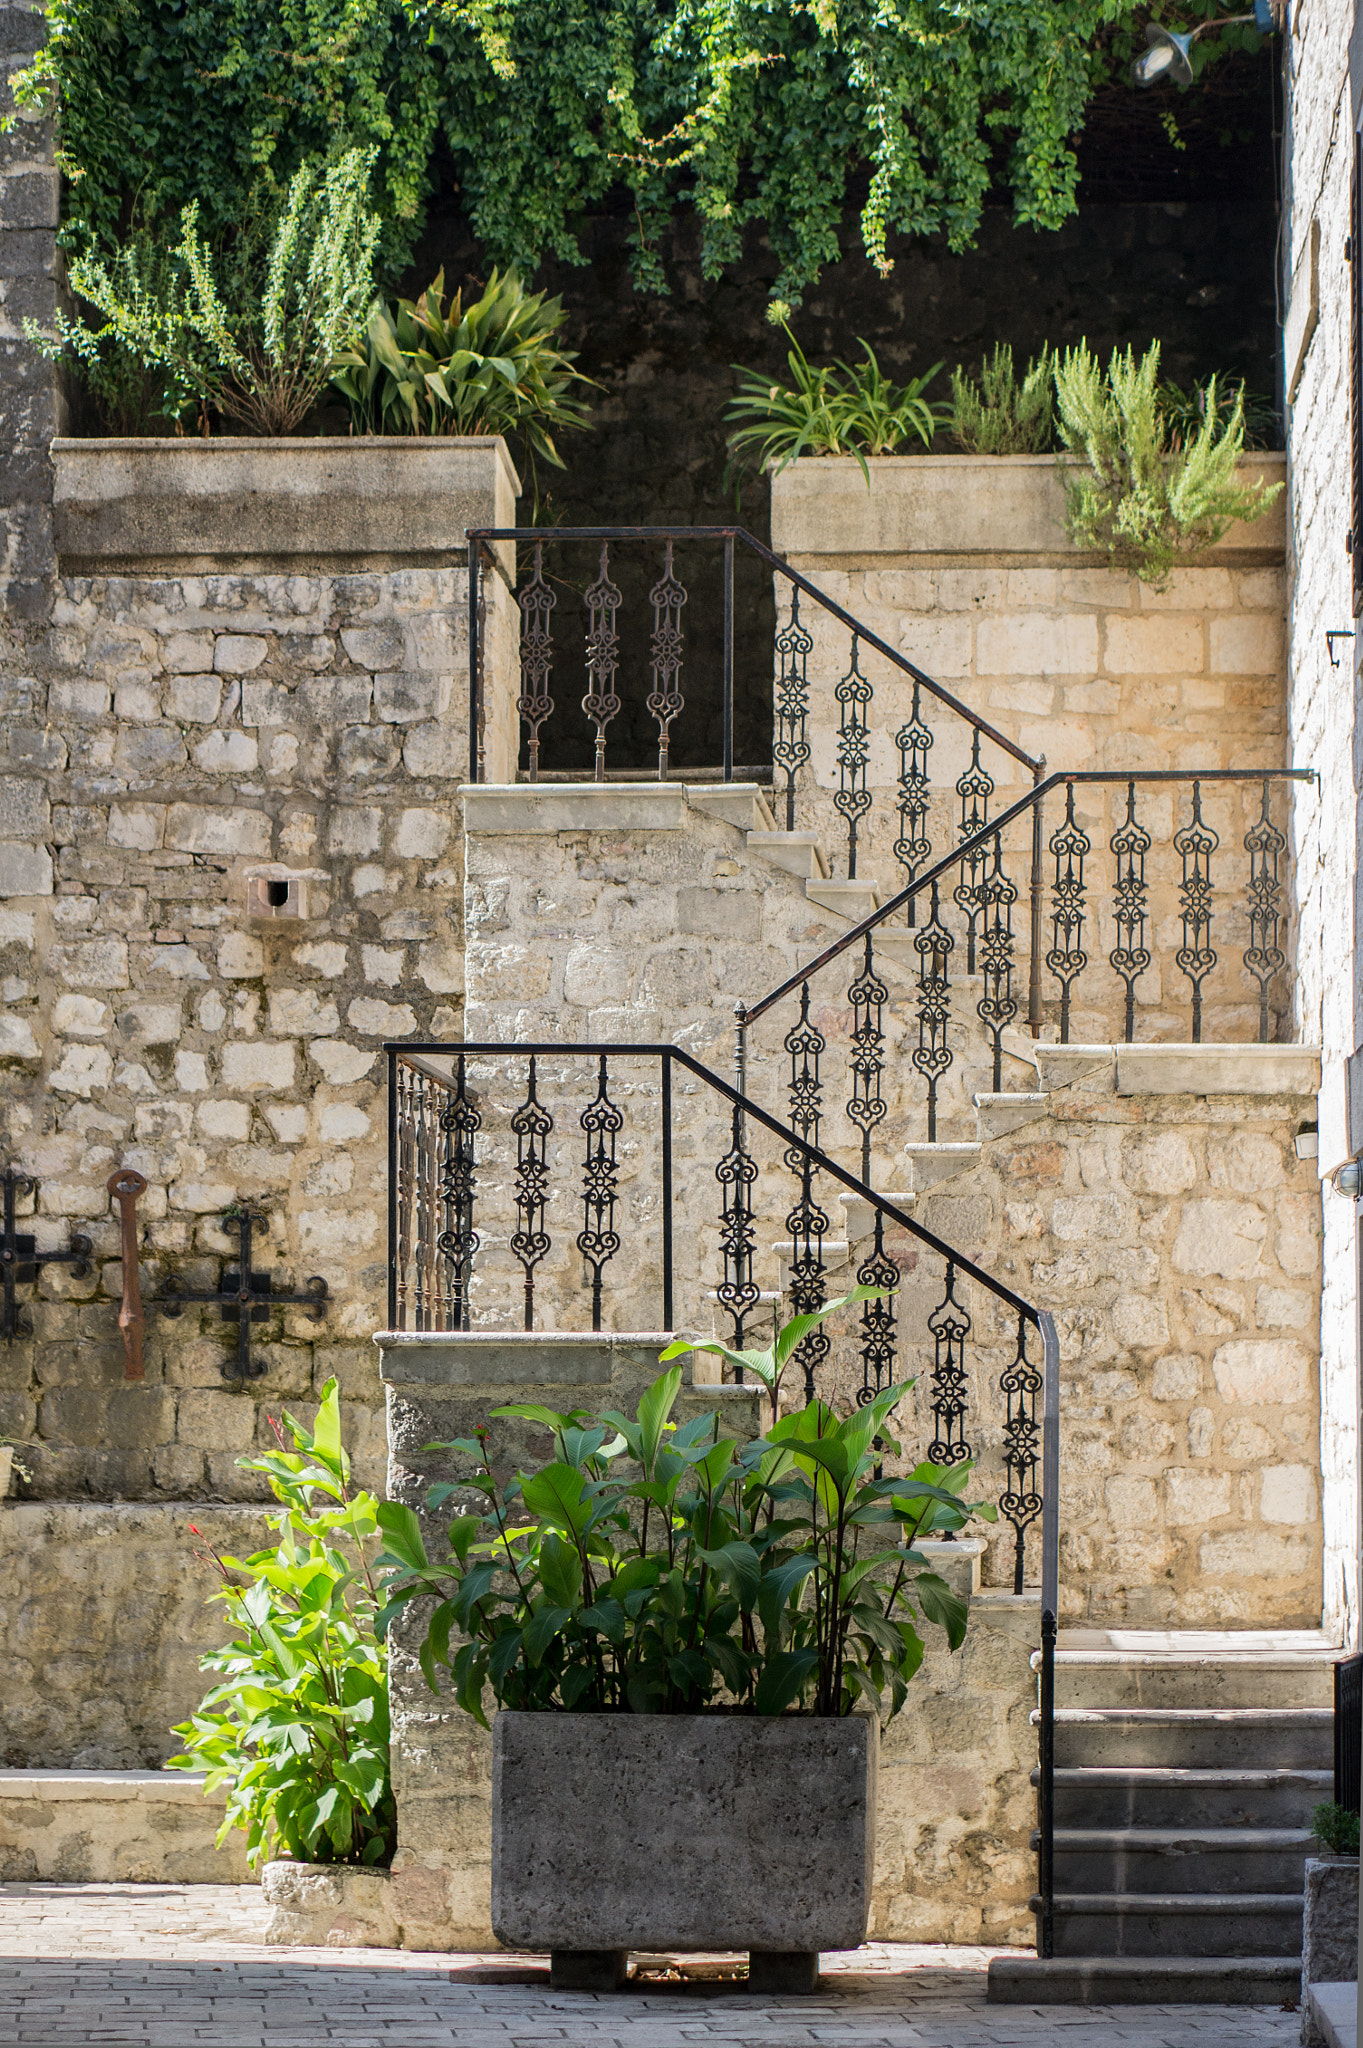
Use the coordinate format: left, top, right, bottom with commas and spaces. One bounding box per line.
1044, 1706, 1333, 1723
1041, 1766, 1332, 1786
1046, 1826, 1313, 1845
1042, 1891, 1303, 1911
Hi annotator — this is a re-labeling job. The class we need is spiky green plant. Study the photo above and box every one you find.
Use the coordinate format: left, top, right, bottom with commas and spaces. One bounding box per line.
725, 325, 945, 486
950, 344, 1055, 455
1053, 339, 1281, 587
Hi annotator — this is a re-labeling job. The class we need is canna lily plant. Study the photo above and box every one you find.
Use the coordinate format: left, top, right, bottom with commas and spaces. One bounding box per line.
375, 1338, 996, 1726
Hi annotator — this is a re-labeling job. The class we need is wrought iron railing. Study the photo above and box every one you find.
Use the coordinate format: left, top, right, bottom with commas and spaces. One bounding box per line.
464, 528, 1041, 864
740, 767, 1313, 1157
387, 1038, 1059, 1597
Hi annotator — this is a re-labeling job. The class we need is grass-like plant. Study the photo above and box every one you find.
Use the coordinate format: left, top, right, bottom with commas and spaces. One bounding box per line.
376, 1345, 996, 1724
167, 1380, 395, 1870
1312, 1801, 1361, 1855
31, 149, 381, 436
726, 324, 944, 485
950, 344, 1055, 455
1054, 338, 1282, 587
329, 267, 592, 468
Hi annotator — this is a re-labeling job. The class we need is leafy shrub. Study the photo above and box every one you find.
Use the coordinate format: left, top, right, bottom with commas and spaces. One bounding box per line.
31, 149, 382, 437
1053, 339, 1282, 588
1157, 376, 1278, 454
1312, 1802, 1361, 1855
950, 344, 1055, 455
328, 267, 592, 471
376, 1346, 995, 1725
167, 1380, 395, 1870
726, 326, 944, 484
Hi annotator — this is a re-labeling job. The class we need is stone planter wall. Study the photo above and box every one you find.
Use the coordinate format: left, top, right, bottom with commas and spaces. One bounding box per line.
1301, 1855, 1358, 2045
262, 1859, 399, 1947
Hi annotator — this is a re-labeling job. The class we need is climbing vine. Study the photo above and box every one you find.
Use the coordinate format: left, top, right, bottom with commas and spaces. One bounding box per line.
14, 0, 1271, 302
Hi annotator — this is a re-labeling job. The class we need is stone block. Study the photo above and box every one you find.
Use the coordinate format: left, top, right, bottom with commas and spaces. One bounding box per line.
340, 623, 405, 671
1210, 614, 1284, 674
268, 989, 340, 1037
221, 1041, 296, 1090
1211, 1338, 1311, 1406
0, 776, 48, 836
1120, 1131, 1198, 1196
164, 805, 271, 858
1301, 1858, 1357, 2015
326, 808, 383, 856
347, 997, 417, 1036
392, 808, 449, 859
240, 679, 294, 727
1197, 1529, 1314, 1577
677, 885, 761, 940
218, 932, 264, 979
176, 1389, 258, 1452
1163, 1467, 1233, 1524
308, 1040, 375, 1085
107, 804, 163, 851
1260, 1464, 1317, 1523
1103, 615, 1204, 674
116, 1002, 181, 1047
491, 1712, 876, 1953
262, 1860, 400, 1948
975, 614, 1099, 676
213, 634, 268, 673
1172, 1200, 1268, 1278
163, 631, 215, 674
50, 939, 129, 990
374, 671, 446, 723
0, 843, 51, 896
191, 731, 259, 773
417, 941, 463, 995
165, 675, 222, 723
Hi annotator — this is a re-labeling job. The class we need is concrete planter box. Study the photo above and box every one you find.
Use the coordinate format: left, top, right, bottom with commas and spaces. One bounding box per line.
262, 1859, 400, 1947
770, 450, 1286, 567
491, 1710, 877, 1992
50, 435, 519, 573
1302, 1855, 1358, 2045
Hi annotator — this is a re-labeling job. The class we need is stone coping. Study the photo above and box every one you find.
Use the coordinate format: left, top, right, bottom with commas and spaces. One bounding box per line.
461, 782, 775, 836
51, 435, 520, 571
1026, 1042, 1320, 1097
770, 451, 1286, 566
1308, 1984, 1357, 2048
376, 1329, 758, 1393
0, 1769, 219, 1803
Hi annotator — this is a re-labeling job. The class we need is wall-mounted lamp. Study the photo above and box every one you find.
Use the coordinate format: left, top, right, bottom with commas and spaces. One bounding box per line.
1134, 2, 1284, 88
1328, 1154, 1363, 1197
1327, 630, 1356, 670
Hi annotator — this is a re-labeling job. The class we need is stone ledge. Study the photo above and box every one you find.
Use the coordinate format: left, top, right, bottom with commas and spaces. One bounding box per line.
462, 782, 689, 834
376, 1329, 681, 1386
771, 452, 1286, 566
1113, 1043, 1321, 1097
51, 436, 519, 571
0, 1768, 250, 1883
0, 1769, 220, 1803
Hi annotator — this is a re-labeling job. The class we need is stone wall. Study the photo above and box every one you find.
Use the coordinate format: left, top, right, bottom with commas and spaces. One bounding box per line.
0, 439, 516, 1501
1283, 0, 1359, 1648
0, 0, 58, 625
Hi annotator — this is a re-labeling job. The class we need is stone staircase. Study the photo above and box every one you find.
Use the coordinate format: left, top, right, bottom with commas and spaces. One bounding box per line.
988, 1631, 1337, 2004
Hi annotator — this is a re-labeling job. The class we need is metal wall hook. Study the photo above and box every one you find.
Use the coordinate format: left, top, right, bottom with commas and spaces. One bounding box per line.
108, 1169, 148, 1378
1, 1166, 92, 1344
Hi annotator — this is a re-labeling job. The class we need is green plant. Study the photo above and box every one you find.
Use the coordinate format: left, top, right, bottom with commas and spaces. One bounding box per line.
12, 2, 1267, 315
376, 1345, 997, 1725
1157, 376, 1278, 453
329, 267, 592, 475
950, 344, 1055, 455
0, 1438, 35, 1485
167, 1380, 395, 1871
38, 149, 382, 437
1053, 339, 1282, 588
1312, 1802, 1361, 1855
726, 325, 944, 485
661, 1287, 890, 1431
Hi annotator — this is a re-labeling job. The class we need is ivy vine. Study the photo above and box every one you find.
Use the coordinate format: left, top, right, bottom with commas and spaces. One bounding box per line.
15, 0, 1270, 303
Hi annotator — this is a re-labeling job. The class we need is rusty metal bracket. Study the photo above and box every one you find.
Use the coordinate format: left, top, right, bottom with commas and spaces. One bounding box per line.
1, 1166, 92, 1343
108, 1169, 148, 1379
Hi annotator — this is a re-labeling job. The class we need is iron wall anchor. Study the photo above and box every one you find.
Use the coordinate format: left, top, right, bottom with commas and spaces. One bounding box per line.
1, 1166, 92, 1344
108, 1169, 148, 1378
157, 1209, 328, 1382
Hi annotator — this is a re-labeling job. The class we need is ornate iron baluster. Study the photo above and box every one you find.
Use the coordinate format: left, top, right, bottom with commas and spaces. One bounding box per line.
773, 587, 813, 831
437, 1056, 480, 1331
413, 1072, 435, 1330
955, 730, 995, 972
856, 1212, 899, 1405
646, 540, 687, 781
977, 831, 1018, 1093
1243, 777, 1286, 1044
784, 983, 830, 1399
894, 681, 934, 927
510, 1055, 553, 1331
1109, 780, 1151, 1045
846, 932, 888, 1181
516, 541, 556, 784
578, 1054, 622, 1332
716, 1100, 759, 1345
1175, 779, 1219, 1043
395, 1065, 416, 1329
834, 632, 873, 880
913, 878, 954, 1143
1046, 783, 1090, 1045
928, 1259, 972, 1469
999, 1312, 1043, 1594
582, 541, 622, 782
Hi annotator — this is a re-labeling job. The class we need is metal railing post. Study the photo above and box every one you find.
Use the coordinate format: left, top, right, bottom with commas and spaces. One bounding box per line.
723, 534, 734, 783
386, 1047, 399, 1331
662, 1052, 674, 1332
1037, 1307, 1061, 1962
1028, 759, 1046, 1036
467, 536, 482, 787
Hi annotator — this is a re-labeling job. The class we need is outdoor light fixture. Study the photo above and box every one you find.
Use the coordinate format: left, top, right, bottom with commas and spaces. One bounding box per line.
1133, 1, 1284, 88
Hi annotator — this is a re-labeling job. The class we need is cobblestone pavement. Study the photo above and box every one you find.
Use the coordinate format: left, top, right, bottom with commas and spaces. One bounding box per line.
0, 1885, 1303, 2048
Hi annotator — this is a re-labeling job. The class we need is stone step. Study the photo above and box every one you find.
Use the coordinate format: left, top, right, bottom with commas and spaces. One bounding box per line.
805, 877, 881, 922
903, 1142, 981, 1192
1043, 1765, 1332, 1828
688, 784, 778, 834
1048, 1706, 1333, 1770
1040, 1631, 1339, 1711
973, 1090, 1049, 1138
1042, 1889, 1303, 1960
1046, 1825, 1315, 1894
836, 1195, 914, 1242
0, 1769, 247, 1883
746, 828, 827, 881
987, 1952, 1302, 2006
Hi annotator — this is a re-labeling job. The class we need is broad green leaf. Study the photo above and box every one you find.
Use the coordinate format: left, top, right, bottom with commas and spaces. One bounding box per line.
754, 1646, 819, 1716
375, 1502, 428, 1574
913, 1570, 969, 1651
637, 1364, 683, 1473
523, 1602, 571, 1666
520, 1461, 592, 1535
697, 1539, 761, 1611
537, 1530, 583, 1612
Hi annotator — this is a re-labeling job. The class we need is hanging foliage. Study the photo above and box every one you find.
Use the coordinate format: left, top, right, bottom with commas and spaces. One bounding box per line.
13, 0, 1271, 304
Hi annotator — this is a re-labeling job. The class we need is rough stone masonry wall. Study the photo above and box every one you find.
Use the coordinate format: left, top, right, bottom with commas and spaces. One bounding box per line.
0, 0, 58, 626
1283, 0, 1358, 1646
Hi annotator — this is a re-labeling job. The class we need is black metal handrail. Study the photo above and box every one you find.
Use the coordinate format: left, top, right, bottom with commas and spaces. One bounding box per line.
464, 526, 1040, 836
